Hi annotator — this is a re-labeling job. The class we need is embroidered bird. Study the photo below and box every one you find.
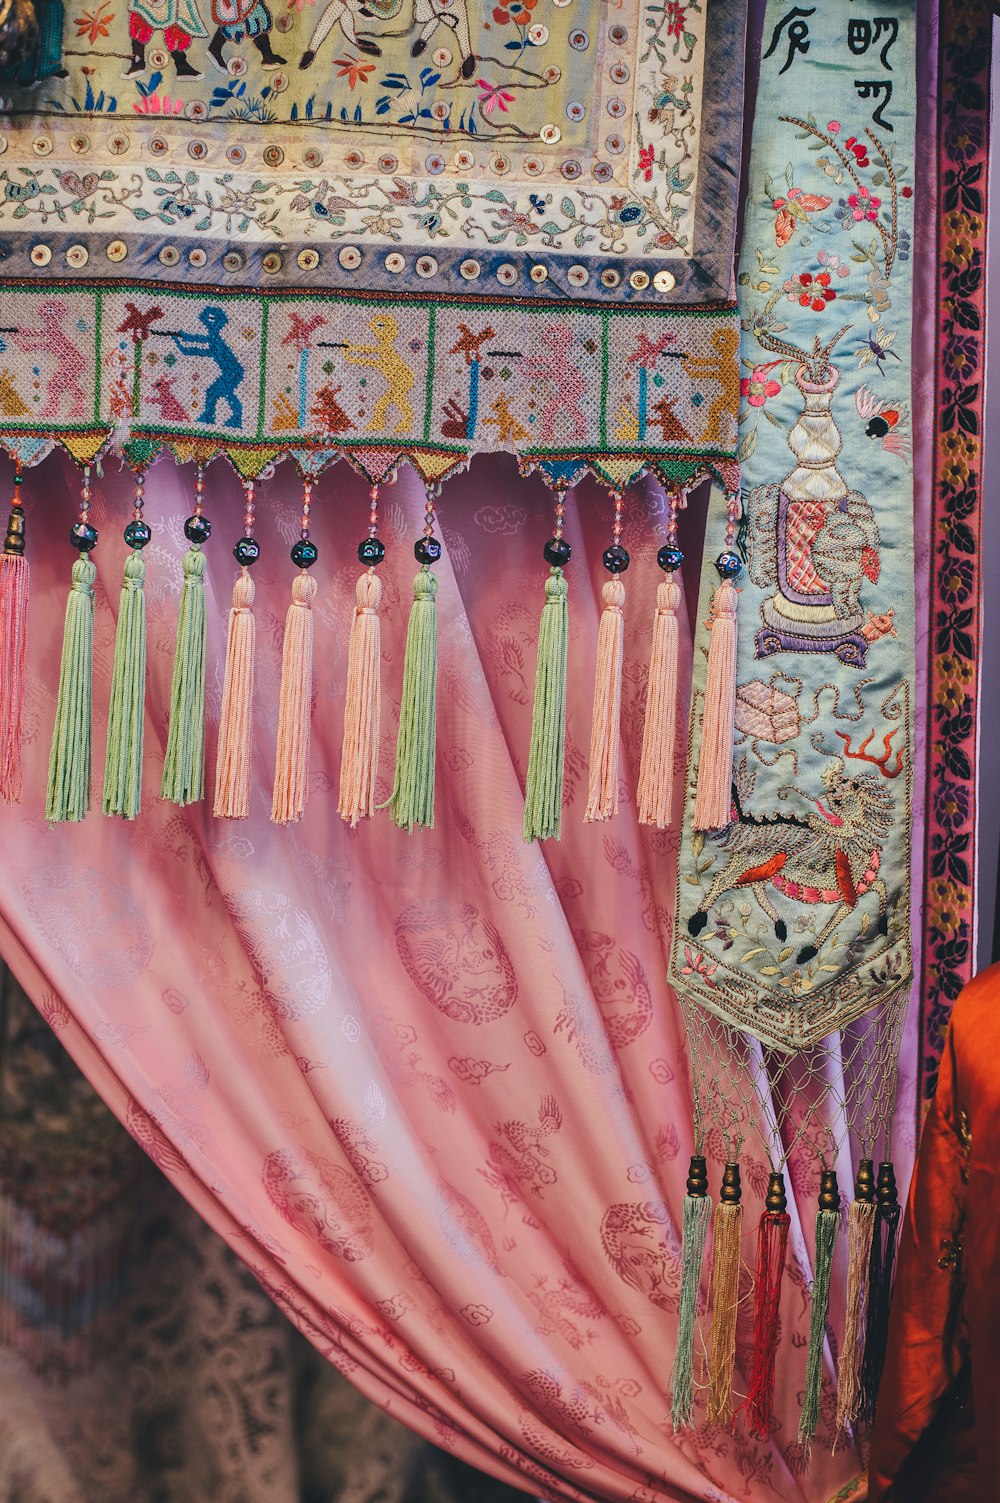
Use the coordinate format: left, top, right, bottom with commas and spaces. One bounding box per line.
855, 384, 911, 457
770, 186, 833, 247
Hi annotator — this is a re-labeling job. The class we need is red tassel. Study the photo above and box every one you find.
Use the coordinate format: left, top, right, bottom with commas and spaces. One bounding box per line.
0, 482, 27, 804
745, 1173, 790, 1438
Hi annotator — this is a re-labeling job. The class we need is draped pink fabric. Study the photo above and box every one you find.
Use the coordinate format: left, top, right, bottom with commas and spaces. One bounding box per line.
0, 441, 926, 1503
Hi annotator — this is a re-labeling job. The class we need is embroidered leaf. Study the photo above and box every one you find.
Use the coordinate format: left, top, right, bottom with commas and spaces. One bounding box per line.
736, 427, 757, 463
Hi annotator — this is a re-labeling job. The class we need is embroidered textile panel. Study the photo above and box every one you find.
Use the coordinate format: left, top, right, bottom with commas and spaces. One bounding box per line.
0, 0, 744, 485
919, 0, 990, 1111
672, 0, 916, 1050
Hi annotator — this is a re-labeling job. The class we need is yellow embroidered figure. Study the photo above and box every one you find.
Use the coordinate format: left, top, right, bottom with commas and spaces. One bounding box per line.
343, 314, 416, 436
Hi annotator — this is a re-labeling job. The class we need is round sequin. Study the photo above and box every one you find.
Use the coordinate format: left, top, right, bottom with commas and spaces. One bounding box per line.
222, 250, 245, 272
496, 263, 518, 285
262, 251, 282, 275
108, 132, 130, 155
107, 240, 128, 263
629, 270, 651, 291
338, 245, 362, 270
29, 244, 51, 267
65, 243, 89, 268
415, 255, 437, 278
607, 97, 626, 119
262, 144, 283, 167
189, 246, 208, 268
276, 11, 293, 29
454, 149, 474, 170
542, 65, 561, 83
566, 101, 585, 122
567, 265, 589, 287
345, 149, 365, 169
188, 140, 207, 160
606, 133, 626, 155
297, 248, 320, 270
31, 136, 52, 157
490, 152, 511, 175
653, 268, 677, 293
150, 136, 169, 157
539, 123, 561, 145
70, 133, 89, 154
433, 47, 451, 66
561, 159, 582, 180
228, 54, 248, 77
430, 100, 450, 122
159, 245, 180, 267
592, 161, 613, 183
185, 100, 208, 121
148, 47, 169, 69
524, 155, 544, 175
609, 23, 628, 43
529, 263, 548, 283
378, 153, 398, 173
600, 267, 622, 288
384, 252, 405, 273
609, 62, 630, 84
426, 152, 446, 174
459, 258, 481, 280
226, 143, 246, 165
528, 23, 548, 43
270, 71, 288, 93
553, 0, 571, 7
569, 28, 588, 49
303, 148, 323, 169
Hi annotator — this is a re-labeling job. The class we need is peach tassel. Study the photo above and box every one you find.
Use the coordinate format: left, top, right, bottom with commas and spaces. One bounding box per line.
213, 568, 256, 819
272, 571, 317, 825
637, 572, 681, 827
338, 570, 382, 827
585, 576, 625, 822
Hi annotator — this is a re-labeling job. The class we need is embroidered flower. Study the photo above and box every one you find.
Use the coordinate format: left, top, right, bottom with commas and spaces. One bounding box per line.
665, 1, 687, 36
334, 54, 375, 88
680, 947, 718, 986
491, 0, 537, 25
944, 334, 979, 382
838, 184, 881, 224
934, 780, 972, 832
827, 119, 841, 133
843, 134, 870, 168
939, 556, 975, 605
132, 92, 184, 115
784, 270, 837, 312
816, 248, 850, 277
740, 364, 781, 408
477, 79, 516, 115
638, 144, 655, 183
75, 2, 114, 43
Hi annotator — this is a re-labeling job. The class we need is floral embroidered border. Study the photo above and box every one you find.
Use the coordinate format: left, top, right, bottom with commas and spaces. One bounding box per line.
919, 0, 991, 1108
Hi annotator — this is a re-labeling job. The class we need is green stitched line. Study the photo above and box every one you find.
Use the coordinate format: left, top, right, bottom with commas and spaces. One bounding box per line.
423, 304, 436, 443
93, 289, 103, 424
256, 295, 270, 441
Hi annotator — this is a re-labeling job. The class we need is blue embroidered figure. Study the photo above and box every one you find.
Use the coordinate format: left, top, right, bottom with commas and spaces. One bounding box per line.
171, 308, 244, 429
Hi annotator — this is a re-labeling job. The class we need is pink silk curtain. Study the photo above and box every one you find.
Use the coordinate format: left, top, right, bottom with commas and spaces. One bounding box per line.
0, 448, 922, 1503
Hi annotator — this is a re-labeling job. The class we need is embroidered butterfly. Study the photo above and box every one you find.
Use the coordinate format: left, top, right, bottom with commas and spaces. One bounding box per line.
770, 186, 833, 246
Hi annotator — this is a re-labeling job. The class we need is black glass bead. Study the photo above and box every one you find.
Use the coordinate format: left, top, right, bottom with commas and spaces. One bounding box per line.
184, 513, 211, 544
715, 550, 741, 579
657, 544, 684, 572
233, 536, 260, 566
602, 543, 630, 574
543, 536, 571, 567
70, 520, 98, 552
414, 535, 442, 565
291, 538, 318, 568
124, 518, 152, 550
358, 536, 385, 566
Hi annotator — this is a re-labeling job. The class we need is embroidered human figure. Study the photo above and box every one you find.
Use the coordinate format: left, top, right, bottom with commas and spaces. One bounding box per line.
298, 0, 395, 64
170, 307, 245, 429
14, 300, 87, 419
342, 314, 415, 435
410, 0, 475, 78
524, 324, 587, 443
681, 327, 741, 445
124, 0, 207, 79
208, 0, 285, 71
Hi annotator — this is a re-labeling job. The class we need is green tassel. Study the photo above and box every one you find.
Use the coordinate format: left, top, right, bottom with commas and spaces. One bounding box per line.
388, 567, 438, 832
523, 566, 568, 842
102, 550, 147, 819
161, 545, 207, 806
670, 1157, 712, 1431
798, 1172, 842, 1449
45, 555, 97, 823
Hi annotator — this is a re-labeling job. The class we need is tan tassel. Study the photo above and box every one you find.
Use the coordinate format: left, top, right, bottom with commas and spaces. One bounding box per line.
707, 1165, 743, 1425
637, 561, 682, 828
338, 569, 383, 827
214, 568, 256, 819
585, 575, 625, 822
693, 547, 739, 832
836, 1189, 877, 1439
272, 571, 317, 825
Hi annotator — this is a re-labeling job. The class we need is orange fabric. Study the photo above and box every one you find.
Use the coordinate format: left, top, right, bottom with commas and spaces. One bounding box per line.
868, 963, 1000, 1502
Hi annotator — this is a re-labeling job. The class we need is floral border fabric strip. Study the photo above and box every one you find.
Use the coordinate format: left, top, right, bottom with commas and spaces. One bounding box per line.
919, 0, 991, 1109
